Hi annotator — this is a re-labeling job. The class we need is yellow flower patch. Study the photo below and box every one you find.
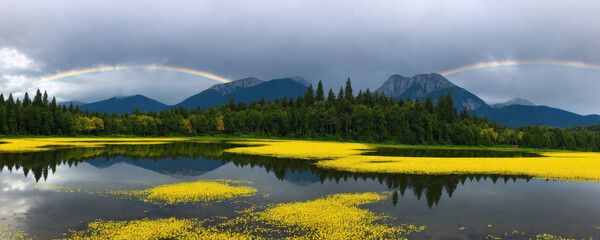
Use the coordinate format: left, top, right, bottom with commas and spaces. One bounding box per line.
225, 140, 600, 182
0, 138, 184, 152
58, 218, 257, 240
59, 192, 424, 240
252, 192, 425, 239
109, 179, 257, 205
226, 140, 370, 159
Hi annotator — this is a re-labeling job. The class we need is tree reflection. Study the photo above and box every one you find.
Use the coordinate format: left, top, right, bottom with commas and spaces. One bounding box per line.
0, 141, 532, 208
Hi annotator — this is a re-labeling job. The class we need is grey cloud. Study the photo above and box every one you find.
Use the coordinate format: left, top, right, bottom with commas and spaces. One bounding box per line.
0, 0, 599, 113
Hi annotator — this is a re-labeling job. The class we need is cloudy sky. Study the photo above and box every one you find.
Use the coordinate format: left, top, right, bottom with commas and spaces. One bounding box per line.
0, 0, 599, 114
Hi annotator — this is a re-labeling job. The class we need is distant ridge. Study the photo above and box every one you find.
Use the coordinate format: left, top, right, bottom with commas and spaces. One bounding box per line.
479, 105, 600, 128
491, 98, 534, 109
79, 95, 167, 114
172, 76, 308, 109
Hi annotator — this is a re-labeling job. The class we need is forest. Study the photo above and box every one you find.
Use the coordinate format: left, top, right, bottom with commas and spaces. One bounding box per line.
0, 79, 599, 151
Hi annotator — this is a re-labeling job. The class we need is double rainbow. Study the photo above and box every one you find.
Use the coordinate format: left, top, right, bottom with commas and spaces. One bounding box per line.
35, 65, 230, 84
441, 60, 600, 77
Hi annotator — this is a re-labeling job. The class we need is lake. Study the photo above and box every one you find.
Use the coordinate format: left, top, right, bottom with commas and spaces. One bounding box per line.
0, 140, 599, 239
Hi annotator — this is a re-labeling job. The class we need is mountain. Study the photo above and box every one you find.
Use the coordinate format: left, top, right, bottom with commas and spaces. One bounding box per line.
207, 77, 264, 95
173, 77, 308, 109
374, 73, 600, 128
479, 105, 600, 128
491, 98, 534, 109
375, 73, 489, 111
80, 95, 168, 114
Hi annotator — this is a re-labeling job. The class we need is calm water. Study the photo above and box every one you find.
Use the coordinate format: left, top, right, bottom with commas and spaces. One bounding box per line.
0, 141, 599, 239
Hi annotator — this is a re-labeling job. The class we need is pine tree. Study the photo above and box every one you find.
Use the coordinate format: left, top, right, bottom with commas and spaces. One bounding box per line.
424, 96, 434, 114
33, 89, 43, 107
326, 89, 336, 106
23, 92, 31, 107
43, 91, 49, 107
227, 98, 236, 111
459, 107, 469, 120
337, 87, 344, 100
344, 78, 354, 102
303, 83, 315, 106
50, 97, 57, 112
315, 80, 325, 102
364, 88, 373, 106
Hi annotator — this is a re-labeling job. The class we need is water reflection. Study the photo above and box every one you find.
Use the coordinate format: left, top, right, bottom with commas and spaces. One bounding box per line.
0, 141, 533, 208
0, 141, 599, 239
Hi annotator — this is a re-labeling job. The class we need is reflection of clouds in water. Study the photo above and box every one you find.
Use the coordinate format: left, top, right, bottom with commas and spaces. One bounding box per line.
0, 171, 41, 219
1, 176, 29, 192
0, 161, 181, 218
0, 162, 204, 218
0, 161, 194, 239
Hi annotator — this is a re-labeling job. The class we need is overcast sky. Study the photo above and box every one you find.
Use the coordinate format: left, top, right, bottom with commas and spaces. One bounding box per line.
0, 0, 599, 114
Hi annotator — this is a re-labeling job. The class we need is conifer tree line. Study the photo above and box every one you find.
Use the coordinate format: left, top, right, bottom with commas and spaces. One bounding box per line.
1, 80, 599, 151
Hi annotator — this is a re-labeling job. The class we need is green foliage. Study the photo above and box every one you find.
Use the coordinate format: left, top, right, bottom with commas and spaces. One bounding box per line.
1, 86, 600, 151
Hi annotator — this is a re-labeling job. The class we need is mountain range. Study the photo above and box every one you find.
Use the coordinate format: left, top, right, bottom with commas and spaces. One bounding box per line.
70, 73, 600, 128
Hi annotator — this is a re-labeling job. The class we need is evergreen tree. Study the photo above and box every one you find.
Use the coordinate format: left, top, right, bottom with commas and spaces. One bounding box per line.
424, 96, 434, 114
23, 93, 31, 107
337, 87, 344, 100
459, 107, 469, 120
315, 80, 325, 102
33, 89, 43, 107
50, 97, 57, 112
344, 78, 354, 102
43, 91, 49, 107
303, 83, 315, 106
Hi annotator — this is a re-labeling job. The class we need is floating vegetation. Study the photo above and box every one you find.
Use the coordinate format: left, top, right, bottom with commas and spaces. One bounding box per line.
58, 192, 423, 240
57, 218, 257, 240
225, 140, 369, 160
226, 140, 600, 182
107, 179, 257, 205
0, 226, 34, 240
0, 138, 183, 153
249, 192, 425, 239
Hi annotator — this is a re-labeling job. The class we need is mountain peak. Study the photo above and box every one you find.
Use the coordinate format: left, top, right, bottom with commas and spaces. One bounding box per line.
491, 97, 535, 109
208, 77, 264, 96
376, 73, 456, 99
375, 73, 487, 111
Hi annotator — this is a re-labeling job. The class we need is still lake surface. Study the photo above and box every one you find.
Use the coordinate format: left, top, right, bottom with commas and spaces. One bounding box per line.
1, 141, 599, 239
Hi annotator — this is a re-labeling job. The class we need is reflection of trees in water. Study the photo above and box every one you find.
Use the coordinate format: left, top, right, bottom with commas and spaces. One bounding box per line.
219, 153, 532, 208
0, 141, 532, 208
0, 141, 236, 181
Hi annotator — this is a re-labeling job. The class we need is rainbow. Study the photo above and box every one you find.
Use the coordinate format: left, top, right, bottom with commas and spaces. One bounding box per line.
34, 65, 231, 84
441, 60, 600, 77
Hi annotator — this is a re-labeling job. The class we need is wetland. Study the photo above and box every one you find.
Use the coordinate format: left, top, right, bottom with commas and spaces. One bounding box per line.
0, 138, 599, 239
